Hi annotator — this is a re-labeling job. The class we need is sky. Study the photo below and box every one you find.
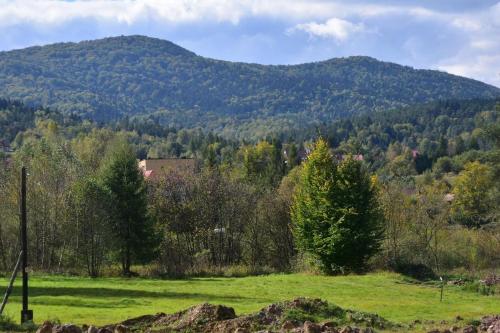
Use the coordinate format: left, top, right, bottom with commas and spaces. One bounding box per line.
1, 0, 499, 87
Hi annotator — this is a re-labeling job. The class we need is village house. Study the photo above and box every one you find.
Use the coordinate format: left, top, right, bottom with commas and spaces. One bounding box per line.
138, 158, 198, 179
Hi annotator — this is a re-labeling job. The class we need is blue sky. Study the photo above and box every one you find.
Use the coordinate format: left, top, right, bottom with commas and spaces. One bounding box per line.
1, 0, 499, 87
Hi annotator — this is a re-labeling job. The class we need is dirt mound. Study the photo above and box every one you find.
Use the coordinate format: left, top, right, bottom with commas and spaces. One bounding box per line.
37, 298, 498, 333
109, 298, 393, 332
480, 315, 500, 332
153, 303, 236, 331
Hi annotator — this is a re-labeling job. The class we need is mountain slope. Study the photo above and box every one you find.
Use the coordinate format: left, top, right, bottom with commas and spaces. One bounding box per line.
0, 35, 498, 132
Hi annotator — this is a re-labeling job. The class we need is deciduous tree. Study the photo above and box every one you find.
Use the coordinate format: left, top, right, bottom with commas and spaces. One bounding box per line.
451, 161, 495, 227
69, 177, 114, 277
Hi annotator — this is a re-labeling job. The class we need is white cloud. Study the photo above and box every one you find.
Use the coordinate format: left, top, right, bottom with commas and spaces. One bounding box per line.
451, 17, 482, 31
438, 55, 500, 86
289, 18, 365, 41
470, 39, 497, 50
0, 0, 248, 26
0, 0, 445, 26
430, 2, 500, 87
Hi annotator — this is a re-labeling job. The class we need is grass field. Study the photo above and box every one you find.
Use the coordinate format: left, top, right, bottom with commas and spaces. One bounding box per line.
1, 272, 499, 326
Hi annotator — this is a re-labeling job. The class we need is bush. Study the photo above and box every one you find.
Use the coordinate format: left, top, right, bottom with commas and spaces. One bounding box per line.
392, 262, 437, 281
0, 315, 37, 332
223, 265, 276, 278
0, 315, 17, 332
462, 281, 497, 296
439, 226, 500, 272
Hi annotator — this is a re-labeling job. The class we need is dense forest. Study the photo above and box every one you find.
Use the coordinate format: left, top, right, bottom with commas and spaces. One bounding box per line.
0, 36, 499, 138
0, 98, 498, 278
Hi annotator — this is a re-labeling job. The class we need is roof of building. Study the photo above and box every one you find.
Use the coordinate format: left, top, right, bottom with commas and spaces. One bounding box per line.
138, 158, 198, 179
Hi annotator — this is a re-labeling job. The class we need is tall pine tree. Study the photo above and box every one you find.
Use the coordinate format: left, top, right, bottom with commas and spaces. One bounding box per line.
100, 138, 156, 276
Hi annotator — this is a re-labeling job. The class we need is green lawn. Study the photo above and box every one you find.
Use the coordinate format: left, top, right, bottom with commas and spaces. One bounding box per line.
1, 272, 498, 326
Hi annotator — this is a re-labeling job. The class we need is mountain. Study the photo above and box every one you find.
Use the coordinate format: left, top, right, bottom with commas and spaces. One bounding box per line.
0, 35, 499, 136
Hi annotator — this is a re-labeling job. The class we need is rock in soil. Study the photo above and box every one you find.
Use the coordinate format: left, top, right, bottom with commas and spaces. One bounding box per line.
36, 322, 53, 333
462, 326, 478, 333
303, 321, 321, 333
87, 326, 98, 333
53, 324, 83, 333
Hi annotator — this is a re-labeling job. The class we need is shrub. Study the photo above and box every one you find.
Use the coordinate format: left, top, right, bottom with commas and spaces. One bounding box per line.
0, 315, 17, 332
393, 262, 437, 281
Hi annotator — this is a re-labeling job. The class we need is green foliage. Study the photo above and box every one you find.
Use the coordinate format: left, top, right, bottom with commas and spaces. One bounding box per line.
0, 315, 37, 332
100, 139, 156, 275
451, 161, 496, 227
241, 141, 284, 188
292, 139, 383, 274
0, 36, 498, 137
462, 281, 497, 296
0, 98, 78, 145
68, 177, 115, 277
1, 97, 499, 278
0, 315, 18, 331
148, 165, 294, 277
2, 97, 499, 171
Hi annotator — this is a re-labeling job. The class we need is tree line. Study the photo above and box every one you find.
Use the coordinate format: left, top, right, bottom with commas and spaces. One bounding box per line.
0, 100, 499, 278
0, 124, 297, 277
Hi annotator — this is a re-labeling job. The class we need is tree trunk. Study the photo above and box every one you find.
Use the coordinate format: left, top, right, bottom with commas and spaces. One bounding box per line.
122, 243, 131, 276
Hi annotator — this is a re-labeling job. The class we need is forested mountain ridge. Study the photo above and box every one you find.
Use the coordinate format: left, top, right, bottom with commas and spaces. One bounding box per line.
0, 35, 499, 134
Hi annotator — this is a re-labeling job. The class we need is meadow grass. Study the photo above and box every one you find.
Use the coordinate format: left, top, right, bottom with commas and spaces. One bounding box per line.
1, 272, 498, 326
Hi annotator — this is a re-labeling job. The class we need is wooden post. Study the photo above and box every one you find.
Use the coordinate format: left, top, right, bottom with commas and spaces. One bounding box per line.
0, 251, 23, 315
440, 276, 444, 302
20, 167, 33, 323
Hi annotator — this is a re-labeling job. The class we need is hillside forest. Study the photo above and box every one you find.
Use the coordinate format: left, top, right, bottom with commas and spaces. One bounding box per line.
0, 97, 499, 279
1, 36, 499, 139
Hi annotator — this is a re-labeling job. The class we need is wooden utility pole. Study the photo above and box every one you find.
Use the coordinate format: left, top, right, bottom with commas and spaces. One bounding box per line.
20, 167, 33, 323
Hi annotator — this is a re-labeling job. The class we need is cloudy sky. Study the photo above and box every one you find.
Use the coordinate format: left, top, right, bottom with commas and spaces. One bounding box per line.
1, 0, 499, 87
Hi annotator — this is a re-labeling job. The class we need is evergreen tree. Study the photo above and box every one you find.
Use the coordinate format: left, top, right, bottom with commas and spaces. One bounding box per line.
100, 139, 156, 276
292, 138, 383, 274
